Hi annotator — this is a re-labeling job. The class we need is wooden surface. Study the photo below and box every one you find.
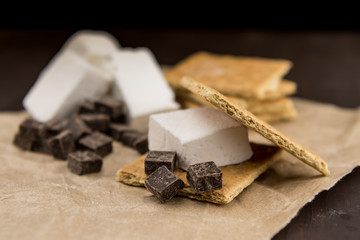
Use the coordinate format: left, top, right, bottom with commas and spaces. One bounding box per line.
1, 28, 359, 239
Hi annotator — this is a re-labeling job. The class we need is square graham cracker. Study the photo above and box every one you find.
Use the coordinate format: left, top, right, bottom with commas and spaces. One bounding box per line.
181, 77, 329, 176
178, 98, 297, 123
177, 91, 297, 123
165, 51, 292, 99
117, 143, 282, 204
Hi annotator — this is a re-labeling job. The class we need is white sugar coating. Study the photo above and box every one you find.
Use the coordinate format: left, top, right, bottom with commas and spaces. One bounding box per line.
62, 30, 121, 75
23, 51, 112, 122
149, 107, 253, 170
112, 47, 179, 132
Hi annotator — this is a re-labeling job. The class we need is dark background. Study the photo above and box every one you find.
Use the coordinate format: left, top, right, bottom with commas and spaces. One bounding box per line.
1, 13, 360, 240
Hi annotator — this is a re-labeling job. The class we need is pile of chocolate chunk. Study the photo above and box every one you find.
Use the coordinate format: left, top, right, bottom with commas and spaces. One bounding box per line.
144, 151, 223, 203
13, 96, 148, 175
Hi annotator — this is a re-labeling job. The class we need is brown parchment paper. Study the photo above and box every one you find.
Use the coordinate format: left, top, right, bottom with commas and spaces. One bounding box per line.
1, 98, 360, 240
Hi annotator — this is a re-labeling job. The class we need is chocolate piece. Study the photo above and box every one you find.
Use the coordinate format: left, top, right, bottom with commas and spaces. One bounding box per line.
145, 151, 176, 175
145, 166, 184, 203
78, 131, 113, 157
45, 119, 68, 138
79, 113, 110, 132
186, 161, 222, 192
19, 118, 46, 140
65, 115, 92, 140
48, 130, 75, 160
78, 100, 96, 114
109, 123, 138, 141
133, 135, 149, 154
122, 131, 144, 147
94, 96, 127, 123
67, 151, 103, 175
13, 133, 34, 150
32, 139, 51, 155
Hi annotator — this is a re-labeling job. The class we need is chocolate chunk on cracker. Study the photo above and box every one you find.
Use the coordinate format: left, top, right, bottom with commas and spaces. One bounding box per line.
187, 161, 222, 192
79, 113, 110, 132
67, 151, 103, 175
117, 143, 282, 204
48, 129, 75, 160
145, 166, 184, 203
78, 131, 112, 157
145, 151, 176, 175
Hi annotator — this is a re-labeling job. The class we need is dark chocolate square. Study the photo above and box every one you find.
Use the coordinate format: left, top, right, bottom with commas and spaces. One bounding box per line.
77, 100, 96, 114
65, 115, 92, 140
13, 133, 34, 151
67, 151, 103, 175
78, 131, 113, 157
109, 123, 138, 141
186, 161, 222, 192
133, 136, 148, 154
145, 151, 176, 175
19, 118, 46, 140
32, 139, 51, 155
45, 118, 68, 138
48, 130, 75, 160
79, 113, 110, 132
121, 131, 144, 147
94, 96, 127, 123
145, 166, 184, 203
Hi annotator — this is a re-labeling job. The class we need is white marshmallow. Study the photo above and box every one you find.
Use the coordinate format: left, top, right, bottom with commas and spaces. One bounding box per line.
23, 51, 112, 122
149, 107, 253, 170
112, 47, 179, 132
62, 30, 121, 75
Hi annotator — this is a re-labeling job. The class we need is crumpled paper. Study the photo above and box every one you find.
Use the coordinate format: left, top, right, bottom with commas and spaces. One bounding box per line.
1, 98, 360, 240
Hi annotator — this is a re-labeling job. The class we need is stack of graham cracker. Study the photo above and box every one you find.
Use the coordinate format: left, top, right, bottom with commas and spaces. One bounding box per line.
165, 52, 297, 122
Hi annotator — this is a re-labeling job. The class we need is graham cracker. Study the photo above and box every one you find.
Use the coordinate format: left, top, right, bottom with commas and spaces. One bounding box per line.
117, 143, 282, 204
179, 98, 297, 123
235, 97, 297, 119
178, 90, 297, 122
258, 80, 297, 100
255, 110, 297, 123
181, 77, 330, 176
165, 51, 292, 99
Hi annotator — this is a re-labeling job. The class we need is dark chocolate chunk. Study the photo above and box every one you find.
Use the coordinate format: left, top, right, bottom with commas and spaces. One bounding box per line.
32, 139, 51, 155
77, 100, 96, 114
19, 118, 46, 140
67, 151, 103, 175
94, 96, 127, 123
145, 166, 184, 203
122, 131, 144, 147
109, 123, 138, 141
79, 113, 110, 132
186, 161, 222, 192
48, 130, 75, 160
65, 115, 92, 140
78, 131, 113, 157
45, 118, 68, 138
133, 135, 149, 154
145, 151, 176, 175
13, 133, 34, 150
